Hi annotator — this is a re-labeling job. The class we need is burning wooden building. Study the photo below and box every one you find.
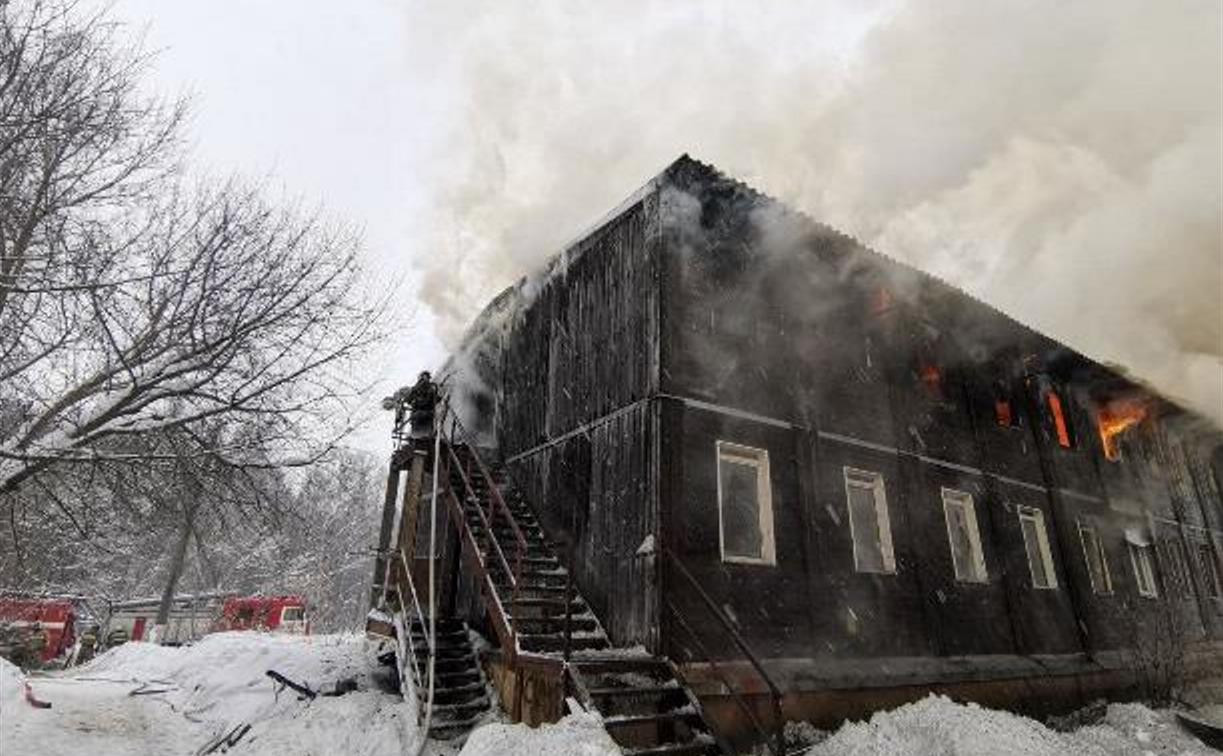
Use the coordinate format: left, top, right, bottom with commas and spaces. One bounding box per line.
371, 155, 1223, 753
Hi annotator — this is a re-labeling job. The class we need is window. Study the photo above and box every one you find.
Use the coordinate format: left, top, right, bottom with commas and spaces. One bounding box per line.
1164, 538, 1183, 596
919, 363, 944, 399
1018, 506, 1057, 589
1161, 539, 1190, 598
281, 606, 305, 622
942, 489, 988, 583
716, 442, 775, 565
1047, 391, 1073, 448
1078, 522, 1113, 594
1198, 544, 1221, 599
844, 468, 895, 574
994, 398, 1015, 428
1128, 543, 1158, 598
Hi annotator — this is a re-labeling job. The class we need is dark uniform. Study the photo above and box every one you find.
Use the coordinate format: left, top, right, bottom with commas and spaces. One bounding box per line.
404, 372, 440, 437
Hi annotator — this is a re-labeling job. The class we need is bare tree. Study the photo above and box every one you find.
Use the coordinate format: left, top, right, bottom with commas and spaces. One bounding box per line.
0, 0, 388, 504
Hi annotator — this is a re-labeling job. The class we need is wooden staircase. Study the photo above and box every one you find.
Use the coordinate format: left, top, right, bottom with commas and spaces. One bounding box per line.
443, 442, 725, 755
405, 617, 491, 742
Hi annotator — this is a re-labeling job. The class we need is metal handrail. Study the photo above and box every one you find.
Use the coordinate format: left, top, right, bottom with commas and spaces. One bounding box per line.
396, 548, 433, 681
665, 547, 785, 756
442, 409, 531, 553
437, 405, 528, 656
666, 600, 776, 755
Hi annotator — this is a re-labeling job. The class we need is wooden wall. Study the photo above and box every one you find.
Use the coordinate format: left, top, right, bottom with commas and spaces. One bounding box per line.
653, 156, 1223, 688
496, 192, 664, 648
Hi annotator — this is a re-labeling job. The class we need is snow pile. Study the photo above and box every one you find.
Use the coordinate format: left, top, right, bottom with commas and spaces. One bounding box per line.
0, 656, 26, 711
1, 633, 413, 756
807, 695, 1213, 756
809, 695, 1071, 756
459, 708, 621, 756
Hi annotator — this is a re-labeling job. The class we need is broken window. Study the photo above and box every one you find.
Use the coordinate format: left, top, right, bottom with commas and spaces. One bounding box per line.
1078, 522, 1113, 595
993, 381, 1020, 428
995, 398, 1015, 428
1128, 543, 1158, 598
1018, 506, 1057, 589
918, 362, 943, 399
1096, 399, 1147, 462
942, 489, 988, 583
1198, 544, 1221, 599
1047, 390, 1074, 448
716, 442, 775, 565
844, 468, 895, 574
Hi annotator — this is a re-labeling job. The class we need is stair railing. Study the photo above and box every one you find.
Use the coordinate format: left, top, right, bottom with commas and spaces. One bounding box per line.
663, 547, 785, 756
393, 545, 431, 689
436, 403, 528, 658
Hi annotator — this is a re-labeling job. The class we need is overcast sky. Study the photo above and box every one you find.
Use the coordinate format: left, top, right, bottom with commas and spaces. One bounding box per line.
98, 2, 1223, 448
98, 2, 884, 453
100, 2, 456, 453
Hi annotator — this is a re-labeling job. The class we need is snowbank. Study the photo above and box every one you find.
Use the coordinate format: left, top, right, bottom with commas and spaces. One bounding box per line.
0, 656, 25, 711
459, 709, 621, 756
1, 633, 413, 756
806, 694, 1213, 756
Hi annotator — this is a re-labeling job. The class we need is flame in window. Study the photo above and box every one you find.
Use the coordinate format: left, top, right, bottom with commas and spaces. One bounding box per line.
1047, 391, 1071, 448
919, 363, 942, 396
994, 398, 1014, 427
1097, 398, 1147, 461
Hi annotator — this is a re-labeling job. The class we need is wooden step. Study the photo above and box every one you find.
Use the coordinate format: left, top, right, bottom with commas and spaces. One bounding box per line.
623, 738, 719, 756
518, 633, 610, 653
511, 615, 598, 635
507, 597, 587, 618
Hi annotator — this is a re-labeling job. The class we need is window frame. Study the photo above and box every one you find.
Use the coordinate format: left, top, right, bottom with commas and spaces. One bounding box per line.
844, 467, 896, 575
1017, 505, 1058, 590
715, 441, 776, 566
1128, 543, 1158, 598
1078, 521, 1113, 595
941, 488, 988, 584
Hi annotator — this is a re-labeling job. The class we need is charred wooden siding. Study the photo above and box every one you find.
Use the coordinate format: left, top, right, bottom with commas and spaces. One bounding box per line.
650, 156, 1223, 692
500, 196, 660, 457
446, 155, 1223, 704
496, 191, 663, 647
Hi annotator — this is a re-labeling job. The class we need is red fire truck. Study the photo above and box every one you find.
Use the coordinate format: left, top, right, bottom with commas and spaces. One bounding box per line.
0, 597, 77, 663
215, 596, 309, 635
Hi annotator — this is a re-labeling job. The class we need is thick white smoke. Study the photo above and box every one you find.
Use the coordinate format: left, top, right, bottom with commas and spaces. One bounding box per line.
405, 1, 1222, 425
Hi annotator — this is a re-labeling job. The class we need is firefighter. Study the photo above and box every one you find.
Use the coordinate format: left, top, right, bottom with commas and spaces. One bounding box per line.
76, 624, 100, 665
404, 371, 440, 437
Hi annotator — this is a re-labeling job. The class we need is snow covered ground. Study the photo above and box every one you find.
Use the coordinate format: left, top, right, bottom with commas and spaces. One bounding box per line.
800, 695, 1216, 756
1, 633, 413, 755
1, 634, 1218, 755
0, 632, 617, 756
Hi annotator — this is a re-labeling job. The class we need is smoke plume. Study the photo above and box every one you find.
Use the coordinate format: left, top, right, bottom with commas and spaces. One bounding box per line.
405, 1, 1222, 425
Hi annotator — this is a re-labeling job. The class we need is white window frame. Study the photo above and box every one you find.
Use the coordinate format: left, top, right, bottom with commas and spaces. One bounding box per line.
844, 467, 896, 574
1128, 543, 1158, 598
941, 488, 988, 583
1017, 506, 1058, 590
715, 441, 776, 566
1078, 521, 1113, 595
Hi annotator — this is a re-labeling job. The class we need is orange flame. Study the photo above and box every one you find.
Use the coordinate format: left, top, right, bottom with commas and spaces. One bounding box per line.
1097, 398, 1148, 461
920, 363, 942, 396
